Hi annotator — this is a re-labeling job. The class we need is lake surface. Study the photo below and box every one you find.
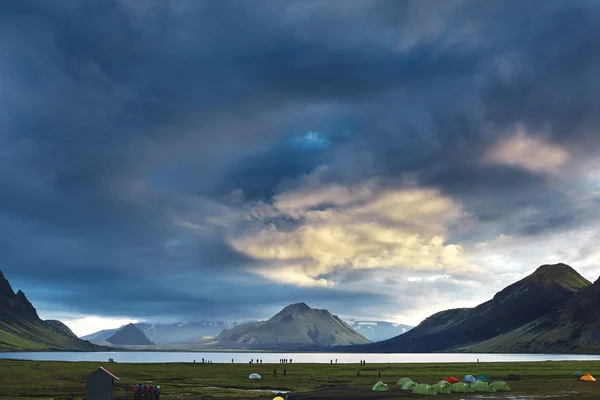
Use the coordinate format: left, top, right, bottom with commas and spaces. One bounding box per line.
2, 352, 600, 364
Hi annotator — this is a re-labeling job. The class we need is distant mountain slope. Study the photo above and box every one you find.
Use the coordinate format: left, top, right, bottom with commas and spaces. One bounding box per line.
208, 302, 370, 349
0, 271, 106, 351
464, 275, 600, 354
106, 323, 154, 346
81, 328, 118, 342
347, 320, 413, 342
352, 264, 591, 353
81, 321, 249, 344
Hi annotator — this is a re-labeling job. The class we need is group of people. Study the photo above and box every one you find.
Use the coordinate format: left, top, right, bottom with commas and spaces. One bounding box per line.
280, 358, 291, 364
133, 383, 160, 400
249, 359, 263, 364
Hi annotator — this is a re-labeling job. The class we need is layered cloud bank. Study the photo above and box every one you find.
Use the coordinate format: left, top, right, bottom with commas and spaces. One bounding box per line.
1, 0, 599, 327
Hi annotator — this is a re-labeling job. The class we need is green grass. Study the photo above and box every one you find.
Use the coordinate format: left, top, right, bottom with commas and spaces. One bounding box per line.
0, 359, 598, 399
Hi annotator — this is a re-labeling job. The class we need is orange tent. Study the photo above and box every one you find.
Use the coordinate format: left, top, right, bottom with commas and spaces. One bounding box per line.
445, 376, 459, 383
581, 374, 596, 382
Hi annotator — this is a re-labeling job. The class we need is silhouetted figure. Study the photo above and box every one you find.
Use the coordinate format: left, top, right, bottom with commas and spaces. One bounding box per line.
232, 358, 234, 363
357, 370, 360, 377
202, 358, 205, 363
273, 368, 277, 377
284, 368, 287, 377
290, 358, 292, 363
576, 370, 581, 380
378, 369, 381, 377
335, 359, 337, 364
330, 359, 333, 364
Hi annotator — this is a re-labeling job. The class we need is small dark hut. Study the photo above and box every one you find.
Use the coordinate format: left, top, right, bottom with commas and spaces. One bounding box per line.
86, 367, 120, 400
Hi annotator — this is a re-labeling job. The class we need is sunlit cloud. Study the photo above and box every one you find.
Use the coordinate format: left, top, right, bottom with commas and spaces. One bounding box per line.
486, 127, 569, 174
51, 315, 139, 337
216, 172, 486, 286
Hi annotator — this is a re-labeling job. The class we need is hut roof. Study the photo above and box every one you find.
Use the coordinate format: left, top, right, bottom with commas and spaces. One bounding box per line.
90, 367, 120, 381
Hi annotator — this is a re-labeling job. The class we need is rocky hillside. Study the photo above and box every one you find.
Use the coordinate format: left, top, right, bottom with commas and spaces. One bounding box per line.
350, 264, 591, 353
0, 270, 106, 351
204, 302, 370, 349
106, 323, 154, 346
465, 274, 600, 353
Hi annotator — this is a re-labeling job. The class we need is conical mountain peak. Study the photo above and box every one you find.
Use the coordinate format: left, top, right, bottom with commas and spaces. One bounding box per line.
526, 263, 591, 291
0, 270, 15, 298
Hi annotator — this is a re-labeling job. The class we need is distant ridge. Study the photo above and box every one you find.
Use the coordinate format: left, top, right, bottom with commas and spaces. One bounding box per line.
345, 263, 592, 353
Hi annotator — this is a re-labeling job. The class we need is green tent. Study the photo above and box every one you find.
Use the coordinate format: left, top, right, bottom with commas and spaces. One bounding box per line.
412, 384, 438, 395
372, 381, 389, 391
470, 381, 496, 392
451, 382, 474, 393
490, 381, 511, 391
401, 380, 418, 391
396, 377, 412, 386
477, 374, 488, 382
432, 381, 452, 394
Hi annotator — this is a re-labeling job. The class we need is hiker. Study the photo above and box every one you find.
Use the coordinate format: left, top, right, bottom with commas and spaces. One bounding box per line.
148, 385, 154, 400
378, 369, 381, 378
273, 368, 277, 377
154, 385, 160, 400
357, 370, 360, 377
290, 358, 292, 363
284, 368, 287, 377
330, 359, 333, 364
335, 359, 337, 364
576, 370, 581, 380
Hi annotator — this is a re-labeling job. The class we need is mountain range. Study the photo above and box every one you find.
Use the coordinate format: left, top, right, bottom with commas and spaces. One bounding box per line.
347, 263, 599, 354
81, 320, 249, 344
347, 320, 413, 342
0, 271, 106, 351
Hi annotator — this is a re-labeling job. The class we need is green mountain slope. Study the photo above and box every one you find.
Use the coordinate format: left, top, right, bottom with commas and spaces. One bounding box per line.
203, 302, 370, 349
464, 275, 600, 354
0, 271, 107, 351
349, 263, 591, 353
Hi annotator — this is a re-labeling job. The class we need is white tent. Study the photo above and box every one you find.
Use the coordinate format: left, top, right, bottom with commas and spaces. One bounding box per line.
249, 373, 261, 379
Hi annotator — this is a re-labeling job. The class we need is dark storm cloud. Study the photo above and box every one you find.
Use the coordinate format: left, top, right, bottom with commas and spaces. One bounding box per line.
1, 0, 599, 322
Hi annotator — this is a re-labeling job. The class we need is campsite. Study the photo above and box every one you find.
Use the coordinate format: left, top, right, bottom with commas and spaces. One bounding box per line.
0, 359, 598, 399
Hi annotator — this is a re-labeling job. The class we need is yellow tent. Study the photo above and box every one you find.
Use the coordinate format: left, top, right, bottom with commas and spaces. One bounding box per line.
581, 374, 596, 382
273, 397, 285, 400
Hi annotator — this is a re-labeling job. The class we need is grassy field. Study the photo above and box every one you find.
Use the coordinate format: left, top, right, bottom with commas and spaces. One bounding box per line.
0, 359, 598, 399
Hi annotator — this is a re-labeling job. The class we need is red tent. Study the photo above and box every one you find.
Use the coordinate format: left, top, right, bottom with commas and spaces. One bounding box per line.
445, 376, 459, 383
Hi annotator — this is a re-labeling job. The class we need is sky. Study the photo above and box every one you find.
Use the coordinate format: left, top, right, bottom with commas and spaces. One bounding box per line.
1, 0, 600, 338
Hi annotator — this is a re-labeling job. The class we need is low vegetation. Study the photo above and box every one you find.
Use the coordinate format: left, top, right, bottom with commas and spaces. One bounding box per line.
0, 359, 598, 399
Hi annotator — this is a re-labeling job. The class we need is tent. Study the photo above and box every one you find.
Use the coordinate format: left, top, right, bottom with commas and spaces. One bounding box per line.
396, 377, 412, 386
462, 375, 476, 383
248, 373, 261, 379
477, 374, 488, 382
273, 397, 285, 400
504, 373, 521, 381
432, 381, 452, 394
401, 380, 418, 391
581, 374, 596, 382
445, 376, 459, 383
470, 381, 495, 392
451, 382, 474, 393
412, 384, 438, 395
490, 381, 511, 391
372, 381, 390, 391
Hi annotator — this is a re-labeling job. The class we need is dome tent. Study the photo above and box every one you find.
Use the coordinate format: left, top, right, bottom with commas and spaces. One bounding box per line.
396, 377, 412, 386
401, 380, 418, 391
490, 381, 511, 391
462, 375, 476, 383
372, 381, 390, 391
432, 381, 452, 394
451, 382, 474, 393
471, 381, 495, 392
412, 383, 438, 395
249, 373, 261, 379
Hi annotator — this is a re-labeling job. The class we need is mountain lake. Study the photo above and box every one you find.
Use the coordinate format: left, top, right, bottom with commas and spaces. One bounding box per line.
2, 351, 600, 363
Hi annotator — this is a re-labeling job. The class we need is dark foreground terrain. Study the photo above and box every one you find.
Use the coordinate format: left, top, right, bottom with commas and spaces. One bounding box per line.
0, 359, 598, 399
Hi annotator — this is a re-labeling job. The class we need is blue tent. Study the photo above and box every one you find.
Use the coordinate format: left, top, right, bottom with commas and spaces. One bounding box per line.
462, 375, 476, 383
